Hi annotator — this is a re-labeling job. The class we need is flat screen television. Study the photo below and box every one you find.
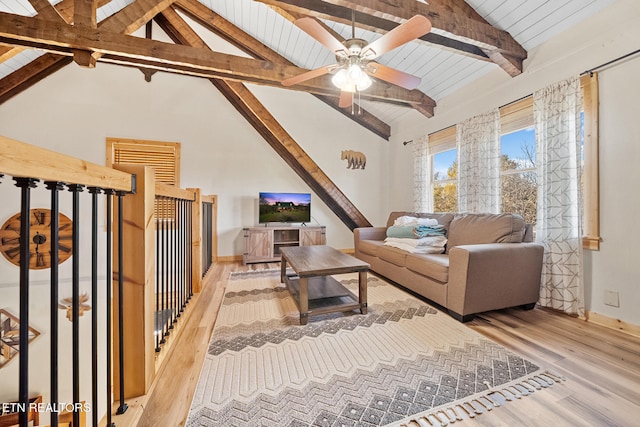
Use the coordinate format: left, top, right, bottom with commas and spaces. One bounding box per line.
259, 192, 311, 224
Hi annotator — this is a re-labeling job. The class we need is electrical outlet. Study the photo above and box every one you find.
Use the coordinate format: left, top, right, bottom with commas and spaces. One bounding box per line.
604, 290, 620, 307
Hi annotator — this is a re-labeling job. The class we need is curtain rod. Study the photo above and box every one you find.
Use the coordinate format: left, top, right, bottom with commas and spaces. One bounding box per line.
582, 48, 640, 76
403, 50, 640, 146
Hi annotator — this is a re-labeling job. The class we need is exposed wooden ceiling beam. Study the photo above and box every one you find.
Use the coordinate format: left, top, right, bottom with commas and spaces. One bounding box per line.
27, 0, 65, 21
325, 0, 526, 74
0, 45, 23, 62
0, 0, 178, 104
157, 6, 371, 230
73, 0, 97, 27
54, 0, 112, 21
430, 0, 523, 76
174, 0, 390, 140
99, 0, 177, 33
72, 0, 98, 67
0, 54, 72, 104
256, 0, 490, 62
256, 0, 526, 76
0, 11, 434, 113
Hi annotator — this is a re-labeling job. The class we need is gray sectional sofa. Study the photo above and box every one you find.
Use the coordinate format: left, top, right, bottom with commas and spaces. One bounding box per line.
354, 211, 544, 322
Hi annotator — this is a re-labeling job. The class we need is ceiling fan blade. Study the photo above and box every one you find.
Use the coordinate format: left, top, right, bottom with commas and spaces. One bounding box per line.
367, 62, 421, 90
362, 15, 432, 60
295, 17, 346, 54
281, 65, 332, 86
338, 90, 353, 108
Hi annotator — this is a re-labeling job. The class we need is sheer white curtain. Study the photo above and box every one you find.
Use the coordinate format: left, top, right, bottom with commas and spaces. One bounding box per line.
412, 134, 432, 212
457, 108, 501, 213
534, 75, 584, 316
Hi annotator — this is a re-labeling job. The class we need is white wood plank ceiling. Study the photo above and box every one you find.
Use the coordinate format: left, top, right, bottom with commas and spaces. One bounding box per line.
0, 0, 617, 126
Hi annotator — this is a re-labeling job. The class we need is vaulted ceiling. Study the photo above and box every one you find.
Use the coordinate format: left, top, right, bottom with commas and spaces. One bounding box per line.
0, 0, 615, 138
0, 0, 616, 230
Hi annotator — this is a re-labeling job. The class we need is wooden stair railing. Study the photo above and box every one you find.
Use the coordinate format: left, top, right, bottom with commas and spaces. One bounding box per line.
0, 135, 134, 427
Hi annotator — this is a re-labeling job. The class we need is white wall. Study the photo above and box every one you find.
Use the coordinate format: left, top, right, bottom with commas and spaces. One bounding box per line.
389, 0, 640, 325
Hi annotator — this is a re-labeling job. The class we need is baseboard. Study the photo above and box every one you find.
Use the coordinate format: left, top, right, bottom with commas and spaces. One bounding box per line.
585, 310, 640, 338
218, 249, 354, 264
217, 255, 243, 263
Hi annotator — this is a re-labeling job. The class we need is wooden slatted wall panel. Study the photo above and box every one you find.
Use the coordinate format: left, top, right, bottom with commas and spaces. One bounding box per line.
107, 137, 181, 221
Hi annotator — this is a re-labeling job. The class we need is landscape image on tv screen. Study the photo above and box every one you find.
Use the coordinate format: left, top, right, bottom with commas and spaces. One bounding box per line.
259, 192, 311, 223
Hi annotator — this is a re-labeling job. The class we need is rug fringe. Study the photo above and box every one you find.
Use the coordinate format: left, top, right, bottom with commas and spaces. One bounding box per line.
391, 370, 566, 426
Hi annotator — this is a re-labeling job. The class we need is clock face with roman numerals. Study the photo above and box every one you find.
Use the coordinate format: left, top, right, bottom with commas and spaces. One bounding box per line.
0, 208, 73, 269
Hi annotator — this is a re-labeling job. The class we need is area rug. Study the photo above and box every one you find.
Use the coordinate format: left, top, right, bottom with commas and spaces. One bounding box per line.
186, 269, 562, 427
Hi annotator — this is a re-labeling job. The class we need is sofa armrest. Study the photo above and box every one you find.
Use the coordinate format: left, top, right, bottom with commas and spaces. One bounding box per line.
447, 243, 544, 317
354, 227, 387, 255
354, 227, 387, 242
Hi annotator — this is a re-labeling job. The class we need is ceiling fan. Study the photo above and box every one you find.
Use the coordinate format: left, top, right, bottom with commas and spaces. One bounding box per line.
281, 13, 432, 108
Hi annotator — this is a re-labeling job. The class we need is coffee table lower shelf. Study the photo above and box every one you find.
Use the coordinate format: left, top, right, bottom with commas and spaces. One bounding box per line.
284, 274, 363, 324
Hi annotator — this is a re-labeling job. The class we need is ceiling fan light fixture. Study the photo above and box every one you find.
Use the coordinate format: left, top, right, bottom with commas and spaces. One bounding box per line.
332, 68, 349, 88
332, 63, 372, 93
356, 72, 372, 91
347, 63, 363, 80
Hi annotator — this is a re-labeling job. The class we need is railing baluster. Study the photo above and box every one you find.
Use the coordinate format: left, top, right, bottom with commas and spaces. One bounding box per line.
14, 177, 37, 427
155, 199, 161, 352
45, 181, 64, 427
188, 200, 193, 300
88, 187, 102, 427
67, 184, 84, 427
116, 191, 128, 415
162, 198, 168, 342
171, 198, 176, 327
105, 190, 115, 427
178, 199, 182, 313
183, 199, 187, 309
177, 199, 183, 317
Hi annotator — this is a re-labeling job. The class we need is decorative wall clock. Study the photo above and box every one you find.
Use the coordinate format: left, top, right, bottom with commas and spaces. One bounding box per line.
0, 208, 73, 269
0, 309, 41, 368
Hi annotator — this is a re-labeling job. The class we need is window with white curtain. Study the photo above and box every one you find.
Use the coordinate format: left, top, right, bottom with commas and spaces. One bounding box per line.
429, 126, 457, 212
425, 73, 600, 250
500, 97, 537, 225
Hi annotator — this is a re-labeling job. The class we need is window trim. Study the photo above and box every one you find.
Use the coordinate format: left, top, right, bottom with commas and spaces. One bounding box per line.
580, 73, 600, 250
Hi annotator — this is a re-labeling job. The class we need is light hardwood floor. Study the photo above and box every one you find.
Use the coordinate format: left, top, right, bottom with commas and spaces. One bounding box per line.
131, 262, 640, 427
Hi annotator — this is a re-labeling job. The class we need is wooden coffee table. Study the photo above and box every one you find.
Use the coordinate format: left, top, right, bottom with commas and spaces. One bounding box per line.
280, 245, 370, 325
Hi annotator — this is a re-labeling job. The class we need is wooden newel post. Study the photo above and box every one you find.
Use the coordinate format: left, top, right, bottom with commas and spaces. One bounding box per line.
112, 165, 156, 399
189, 188, 202, 293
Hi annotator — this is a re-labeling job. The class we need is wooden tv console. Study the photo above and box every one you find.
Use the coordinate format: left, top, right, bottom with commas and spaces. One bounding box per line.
242, 225, 326, 264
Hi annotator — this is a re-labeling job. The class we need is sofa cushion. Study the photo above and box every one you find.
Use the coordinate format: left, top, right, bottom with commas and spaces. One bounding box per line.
386, 212, 454, 230
405, 253, 449, 283
377, 245, 408, 267
359, 239, 384, 256
446, 213, 525, 252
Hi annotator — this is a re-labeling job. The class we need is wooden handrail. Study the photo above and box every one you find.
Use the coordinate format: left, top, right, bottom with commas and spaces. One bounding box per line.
201, 194, 216, 204
155, 182, 195, 200
0, 135, 133, 191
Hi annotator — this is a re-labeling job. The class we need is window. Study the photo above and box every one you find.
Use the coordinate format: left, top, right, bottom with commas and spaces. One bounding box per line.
429, 126, 457, 212
499, 97, 537, 225
425, 74, 600, 250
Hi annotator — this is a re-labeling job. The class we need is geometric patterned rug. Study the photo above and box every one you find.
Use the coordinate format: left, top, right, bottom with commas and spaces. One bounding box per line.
186, 269, 563, 427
